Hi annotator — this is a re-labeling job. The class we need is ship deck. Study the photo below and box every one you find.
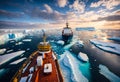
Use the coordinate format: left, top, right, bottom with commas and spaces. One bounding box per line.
20, 50, 62, 82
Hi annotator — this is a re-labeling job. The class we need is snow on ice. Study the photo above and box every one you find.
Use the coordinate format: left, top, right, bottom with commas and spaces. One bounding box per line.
0, 48, 6, 54
0, 51, 25, 65
90, 39, 120, 55
57, 40, 64, 45
78, 52, 89, 62
108, 37, 120, 42
99, 64, 120, 82
22, 39, 31, 42
10, 57, 26, 64
62, 51, 88, 82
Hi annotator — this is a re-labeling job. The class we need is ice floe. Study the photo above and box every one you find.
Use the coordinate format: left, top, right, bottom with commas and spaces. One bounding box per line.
6, 49, 13, 53
0, 34, 8, 45
0, 33, 24, 45
75, 40, 84, 47
10, 57, 26, 64
78, 52, 88, 62
0, 48, 6, 54
57, 40, 64, 45
76, 27, 95, 31
108, 37, 120, 42
0, 51, 25, 65
49, 40, 54, 42
15, 33, 25, 41
99, 64, 120, 82
22, 39, 31, 42
62, 51, 88, 82
27, 48, 30, 51
15, 42, 23, 45
90, 39, 120, 55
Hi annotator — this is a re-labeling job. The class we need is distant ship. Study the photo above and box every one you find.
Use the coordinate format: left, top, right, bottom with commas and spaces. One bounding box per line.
11, 30, 64, 82
62, 22, 73, 44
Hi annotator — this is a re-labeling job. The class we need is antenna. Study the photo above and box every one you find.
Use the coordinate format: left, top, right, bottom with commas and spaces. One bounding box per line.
66, 20, 69, 28
42, 29, 46, 44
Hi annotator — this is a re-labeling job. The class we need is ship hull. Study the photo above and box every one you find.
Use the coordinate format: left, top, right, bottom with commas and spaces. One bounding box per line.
62, 34, 73, 44
11, 50, 63, 82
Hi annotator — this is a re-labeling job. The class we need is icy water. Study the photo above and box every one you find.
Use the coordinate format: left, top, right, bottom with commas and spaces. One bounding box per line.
0, 29, 120, 82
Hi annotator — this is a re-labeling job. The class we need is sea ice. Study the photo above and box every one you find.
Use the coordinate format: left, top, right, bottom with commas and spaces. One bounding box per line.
108, 37, 120, 41
6, 49, 13, 53
0, 48, 6, 54
99, 64, 120, 82
22, 39, 31, 42
0, 51, 25, 65
62, 51, 88, 82
75, 40, 84, 47
58, 55, 71, 82
49, 40, 54, 42
15, 42, 23, 45
76, 27, 95, 31
27, 48, 30, 51
0, 34, 8, 45
78, 52, 88, 62
57, 40, 64, 45
90, 39, 120, 55
10, 57, 26, 64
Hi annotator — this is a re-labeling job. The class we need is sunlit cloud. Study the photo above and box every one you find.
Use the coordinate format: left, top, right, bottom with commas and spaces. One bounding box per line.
90, 0, 120, 10
57, 0, 68, 7
0, 0, 120, 29
69, 0, 85, 14
44, 4, 53, 13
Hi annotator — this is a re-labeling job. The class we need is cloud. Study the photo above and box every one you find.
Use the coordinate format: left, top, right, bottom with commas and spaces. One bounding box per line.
80, 11, 100, 21
57, 0, 68, 7
69, 0, 85, 14
94, 15, 120, 21
103, 21, 120, 29
104, 22, 120, 26
75, 9, 120, 22
114, 9, 120, 15
0, 9, 24, 18
44, 4, 53, 13
90, 0, 120, 10
90, 0, 103, 8
30, 6, 66, 21
0, 21, 38, 29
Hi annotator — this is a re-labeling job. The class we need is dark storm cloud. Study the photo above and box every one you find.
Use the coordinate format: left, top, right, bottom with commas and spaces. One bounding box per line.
29, 7, 66, 21
99, 15, 120, 21
0, 21, 38, 29
0, 10, 24, 18
92, 15, 120, 22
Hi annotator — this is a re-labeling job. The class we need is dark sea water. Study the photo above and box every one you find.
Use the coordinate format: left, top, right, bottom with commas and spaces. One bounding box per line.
0, 29, 120, 82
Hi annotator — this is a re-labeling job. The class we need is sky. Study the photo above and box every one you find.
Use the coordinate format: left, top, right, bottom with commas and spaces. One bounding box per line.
0, 0, 120, 29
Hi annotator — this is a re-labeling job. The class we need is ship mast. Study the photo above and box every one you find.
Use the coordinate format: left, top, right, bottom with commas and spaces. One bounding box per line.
38, 29, 50, 52
66, 22, 69, 28
42, 30, 46, 45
